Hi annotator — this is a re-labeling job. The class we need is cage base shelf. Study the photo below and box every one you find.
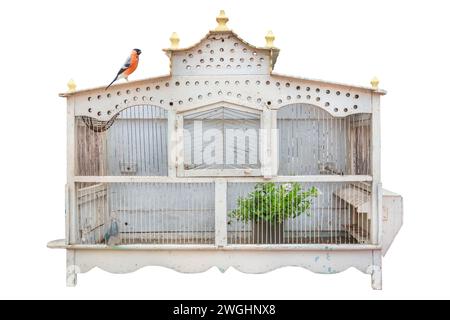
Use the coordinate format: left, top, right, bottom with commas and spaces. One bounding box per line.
49, 239, 383, 289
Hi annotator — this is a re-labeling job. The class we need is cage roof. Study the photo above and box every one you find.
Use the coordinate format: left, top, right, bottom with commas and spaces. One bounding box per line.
60, 10, 385, 97
59, 10, 385, 121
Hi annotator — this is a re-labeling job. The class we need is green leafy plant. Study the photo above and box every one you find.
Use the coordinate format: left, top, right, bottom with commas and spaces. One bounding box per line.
229, 182, 319, 224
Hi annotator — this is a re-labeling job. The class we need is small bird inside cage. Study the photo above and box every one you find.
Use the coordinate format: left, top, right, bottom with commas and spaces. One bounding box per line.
104, 219, 121, 246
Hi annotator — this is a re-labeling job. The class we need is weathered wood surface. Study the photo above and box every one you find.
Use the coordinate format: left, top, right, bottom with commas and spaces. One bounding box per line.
382, 190, 403, 256
57, 247, 383, 289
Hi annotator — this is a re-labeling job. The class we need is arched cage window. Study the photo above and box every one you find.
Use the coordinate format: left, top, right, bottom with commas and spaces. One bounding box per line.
76, 105, 168, 176
277, 103, 371, 176
183, 106, 261, 174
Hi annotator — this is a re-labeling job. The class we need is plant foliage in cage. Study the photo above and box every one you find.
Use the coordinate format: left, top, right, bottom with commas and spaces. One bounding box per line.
228, 183, 319, 244
229, 183, 319, 224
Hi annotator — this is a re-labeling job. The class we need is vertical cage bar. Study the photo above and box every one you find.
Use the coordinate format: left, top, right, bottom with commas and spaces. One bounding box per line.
215, 181, 227, 246
67, 96, 78, 245
371, 93, 381, 244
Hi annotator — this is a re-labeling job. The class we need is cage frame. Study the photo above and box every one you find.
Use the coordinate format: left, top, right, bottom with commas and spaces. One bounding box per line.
49, 11, 402, 289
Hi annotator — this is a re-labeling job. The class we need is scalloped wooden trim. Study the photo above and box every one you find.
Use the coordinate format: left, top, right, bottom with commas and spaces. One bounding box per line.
54, 241, 383, 288
70, 248, 378, 276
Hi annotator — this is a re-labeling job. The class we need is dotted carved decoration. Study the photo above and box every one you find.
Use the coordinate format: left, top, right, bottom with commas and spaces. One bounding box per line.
83, 75, 367, 121
171, 34, 270, 76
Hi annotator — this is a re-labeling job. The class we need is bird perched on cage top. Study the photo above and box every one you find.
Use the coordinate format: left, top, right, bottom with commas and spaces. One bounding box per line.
105, 48, 142, 90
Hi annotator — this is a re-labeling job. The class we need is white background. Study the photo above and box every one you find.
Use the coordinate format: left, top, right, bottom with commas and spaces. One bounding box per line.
0, 0, 449, 299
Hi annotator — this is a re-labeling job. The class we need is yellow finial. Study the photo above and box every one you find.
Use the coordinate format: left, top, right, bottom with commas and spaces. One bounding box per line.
67, 79, 76, 93
371, 77, 379, 90
170, 32, 180, 49
265, 30, 275, 48
215, 10, 229, 31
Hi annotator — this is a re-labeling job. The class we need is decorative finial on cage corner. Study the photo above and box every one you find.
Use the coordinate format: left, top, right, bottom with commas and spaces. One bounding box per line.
371, 77, 380, 90
265, 30, 275, 48
215, 10, 229, 31
67, 79, 76, 93
170, 32, 180, 49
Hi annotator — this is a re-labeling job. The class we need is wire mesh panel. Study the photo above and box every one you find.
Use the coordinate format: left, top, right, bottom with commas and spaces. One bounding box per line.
227, 181, 371, 245
277, 104, 371, 175
77, 183, 108, 244
76, 182, 215, 245
184, 107, 261, 170
76, 105, 168, 176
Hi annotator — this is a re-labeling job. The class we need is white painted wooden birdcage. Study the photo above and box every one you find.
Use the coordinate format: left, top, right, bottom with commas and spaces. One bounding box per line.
48, 11, 403, 289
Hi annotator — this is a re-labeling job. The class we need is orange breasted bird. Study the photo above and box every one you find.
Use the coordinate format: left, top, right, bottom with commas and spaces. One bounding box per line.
105, 49, 142, 90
